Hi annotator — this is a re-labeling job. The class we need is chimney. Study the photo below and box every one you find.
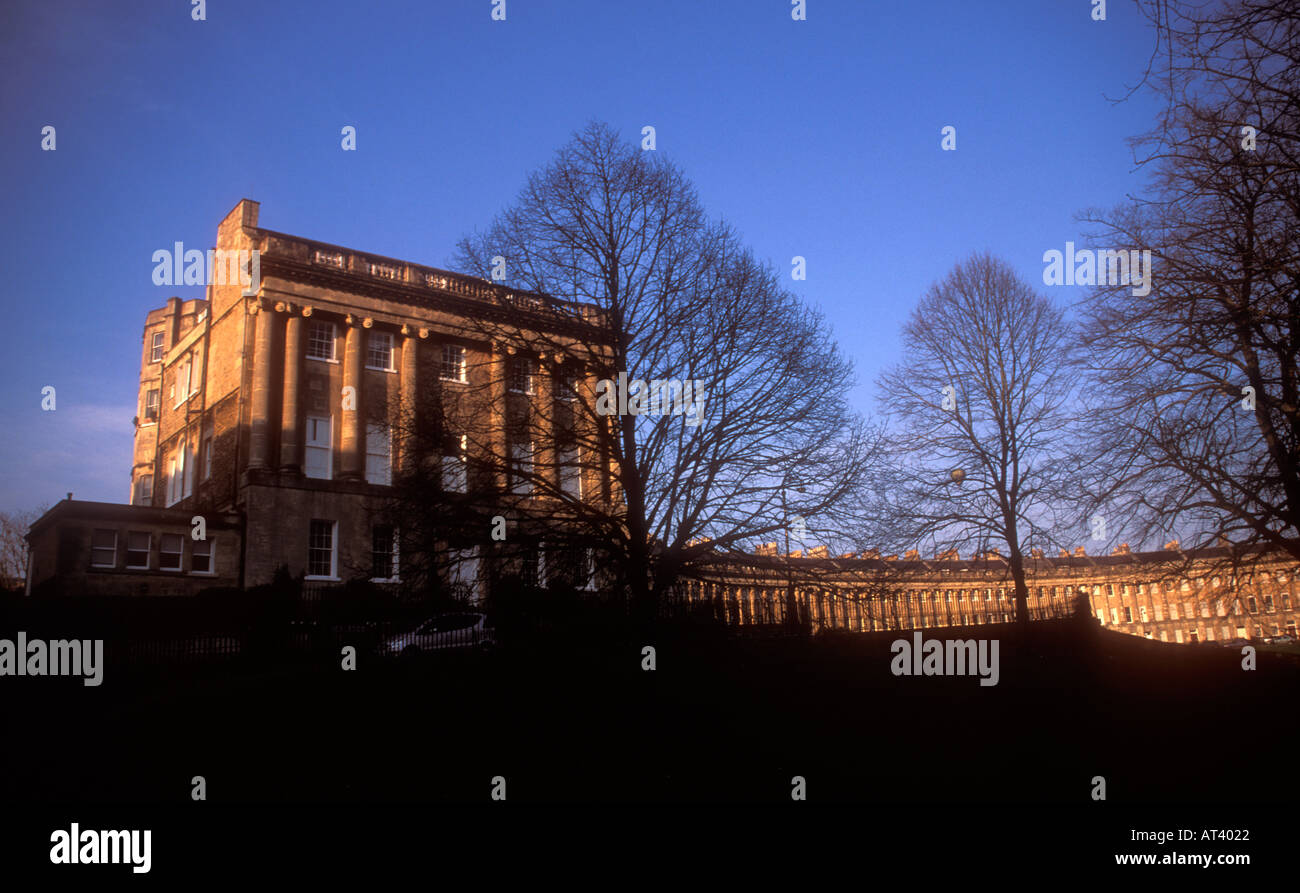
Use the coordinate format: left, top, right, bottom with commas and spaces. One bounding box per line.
936, 549, 959, 561
1059, 549, 1071, 558
1164, 539, 1180, 551
788, 549, 803, 558
986, 547, 1001, 558
1111, 543, 1131, 555
862, 548, 881, 559
904, 549, 920, 560
167, 296, 182, 346
1030, 548, 1044, 558
840, 552, 856, 559
1074, 546, 1087, 557
808, 545, 829, 558
884, 554, 898, 561
756, 542, 778, 556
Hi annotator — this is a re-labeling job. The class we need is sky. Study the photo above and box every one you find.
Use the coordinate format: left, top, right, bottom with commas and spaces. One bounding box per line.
0, 0, 1164, 516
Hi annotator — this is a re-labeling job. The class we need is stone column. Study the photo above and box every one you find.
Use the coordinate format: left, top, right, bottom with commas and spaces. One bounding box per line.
578, 370, 599, 505
400, 328, 419, 474
247, 300, 276, 470
339, 317, 364, 480
536, 357, 556, 497
279, 311, 302, 472
489, 343, 508, 492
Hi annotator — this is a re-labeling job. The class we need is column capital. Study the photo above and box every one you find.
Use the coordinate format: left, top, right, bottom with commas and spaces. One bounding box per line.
302, 305, 314, 317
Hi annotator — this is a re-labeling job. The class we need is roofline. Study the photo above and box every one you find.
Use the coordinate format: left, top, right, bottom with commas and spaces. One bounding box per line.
25, 500, 242, 542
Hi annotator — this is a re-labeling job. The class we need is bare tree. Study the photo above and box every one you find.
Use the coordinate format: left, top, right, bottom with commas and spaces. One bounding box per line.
0, 508, 42, 592
874, 253, 1078, 623
388, 122, 880, 616
1078, 0, 1300, 567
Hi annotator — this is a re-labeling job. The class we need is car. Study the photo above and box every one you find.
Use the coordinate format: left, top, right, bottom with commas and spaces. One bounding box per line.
379, 612, 496, 658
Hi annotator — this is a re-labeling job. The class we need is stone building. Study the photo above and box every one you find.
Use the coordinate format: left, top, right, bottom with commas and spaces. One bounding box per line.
30, 199, 616, 599
683, 542, 1300, 644
25, 499, 242, 597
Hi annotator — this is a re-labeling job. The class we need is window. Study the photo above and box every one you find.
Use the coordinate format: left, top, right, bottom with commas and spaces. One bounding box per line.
510, 440, 534, 496
1169, 603, 1179, 620
367, 332, 394, 371
202, 427, 214, 480
166, 439, 189, 506
508, 357, 534, 394
1264, 595, 1275, 613
1123, 606, 1133, 623
305, 416, 333, 479
143, 389, 160, 422
192, 539, 214, 574
372, 526, 398, 580
150, 331, 165, 363
449, 547, 480, 603
90, 529, 117, 568
307, 321, 336, 361
160, 533, 183, 571
365, 423, 391, 485
440, 344, 466, 382
554, 367, 578, 401
175, 356, 192, 406
1248, 596, 1258, 613
308, 520, 337, 579
576, 548, 596, 591
442, 434, 467, 493
520, 545, 540, 589
559, 444, 581, 499
183, 437, 194, 499
133, 474, 153, 506
125, 532, 151, 569
1110, 608, 1118, 624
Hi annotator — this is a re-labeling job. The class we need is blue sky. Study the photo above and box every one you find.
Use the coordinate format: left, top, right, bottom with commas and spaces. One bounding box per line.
0, 0, 1162, 515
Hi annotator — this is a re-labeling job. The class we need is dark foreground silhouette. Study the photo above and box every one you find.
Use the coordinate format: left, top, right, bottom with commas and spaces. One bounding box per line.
4, 599, 1295, 806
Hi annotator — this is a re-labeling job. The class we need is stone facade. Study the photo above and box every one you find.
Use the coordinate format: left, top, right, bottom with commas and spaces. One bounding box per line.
25, 500, 241, 597
120, 199, 615, 597
686, 544, 1300, 644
